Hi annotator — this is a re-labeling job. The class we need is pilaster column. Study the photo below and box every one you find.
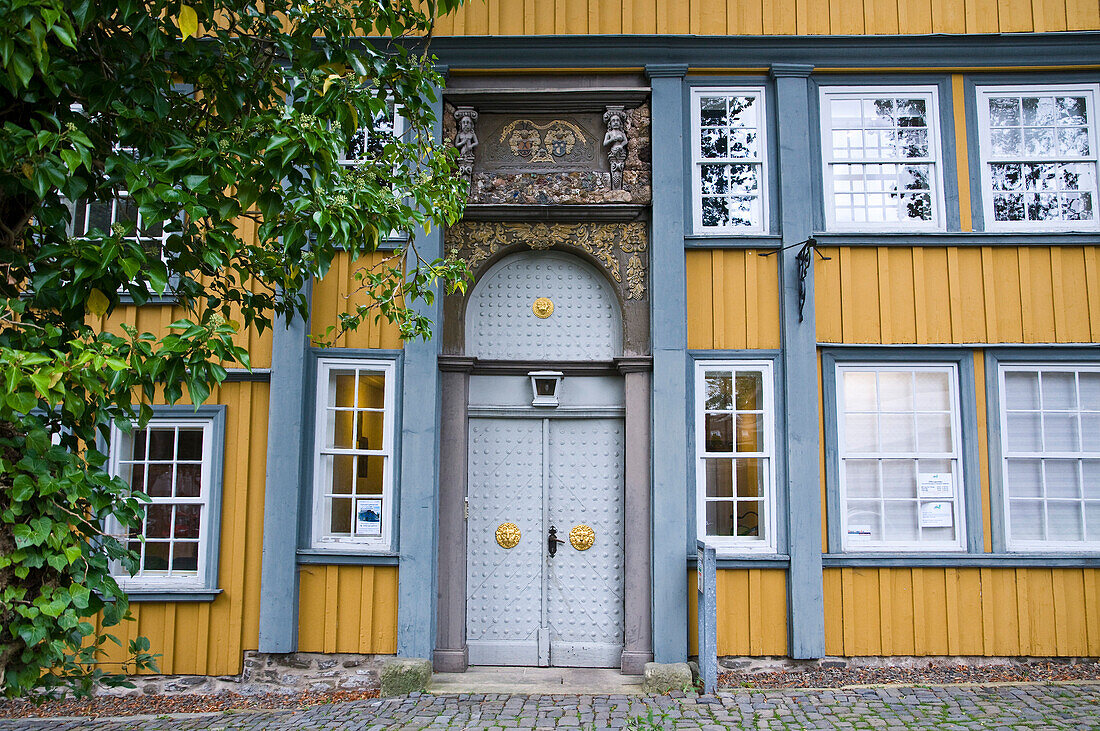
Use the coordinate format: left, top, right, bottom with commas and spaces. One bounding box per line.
770, 62, 826, 659
258, 287, 311, 652
645, 63, 690, 663
397, 76, 447, 659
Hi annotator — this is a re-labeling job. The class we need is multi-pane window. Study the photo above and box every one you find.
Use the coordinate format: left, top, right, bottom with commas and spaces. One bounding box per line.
836, 365, 965, 551
691, 88, 768, 233
695, 361, 775, 551
998, 365, 1100, 549
338, 101, 399, 166
820, 87, 943, 229
311, 358, 395, 549
109, 418, 215, 588
977, 85, 1099, 229
73, 193, 170, 258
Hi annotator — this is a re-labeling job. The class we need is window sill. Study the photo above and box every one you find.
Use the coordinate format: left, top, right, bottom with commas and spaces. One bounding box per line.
297, 549, 399, 566
689, 552, 790, 568
116, 589, 222, 603
684, 234, 781, 248
823, 553, 1100, 567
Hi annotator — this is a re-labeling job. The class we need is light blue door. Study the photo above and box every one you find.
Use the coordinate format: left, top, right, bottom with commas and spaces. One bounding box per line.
466, 417, 624, 667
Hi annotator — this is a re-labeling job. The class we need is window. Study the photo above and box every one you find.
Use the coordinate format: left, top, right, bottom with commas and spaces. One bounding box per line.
695, 361, 776, 551
338, 100, 401, 167
107, 409, 224, 591
836, 365, 966, 551
73, 193, 170, 259
820, 87, 944, 230
998, 365, 1100, 549
690, 88, 768, 233
976, 84, 1099, 229
310, 358, 396, 550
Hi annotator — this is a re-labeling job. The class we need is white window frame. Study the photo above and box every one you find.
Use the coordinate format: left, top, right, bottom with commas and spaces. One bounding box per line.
819, 86, 946, 232
690, 87, 769, 235
337, 101, 405, 168
107, 416, 216, 591
694, 360, 777, 553
835, 363, 967, 552
998, 363, 1100, 551
976, 83, 1100, 231
310, 357, 397, 551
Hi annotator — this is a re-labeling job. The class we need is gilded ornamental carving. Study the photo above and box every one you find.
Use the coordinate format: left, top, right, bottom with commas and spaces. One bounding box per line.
445, 222, 648, 300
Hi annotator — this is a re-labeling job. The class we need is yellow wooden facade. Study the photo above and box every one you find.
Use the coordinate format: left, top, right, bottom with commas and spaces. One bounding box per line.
86, 2, 1100, 676
434, 0, 1100, 37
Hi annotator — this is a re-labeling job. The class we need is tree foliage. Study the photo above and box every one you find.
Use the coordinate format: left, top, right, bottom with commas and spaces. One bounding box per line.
0, 0, 467, 695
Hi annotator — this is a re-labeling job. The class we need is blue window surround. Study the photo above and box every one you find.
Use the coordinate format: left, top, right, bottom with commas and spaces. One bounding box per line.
112, 404, 227, 603
295, 347, 403, 564
821, 347, 984, 557
682, 75, 780, 245
962, 70, 1100, 234
984, 346, 1100, 557
687, 350, 788, 562
808, 74, 962, 235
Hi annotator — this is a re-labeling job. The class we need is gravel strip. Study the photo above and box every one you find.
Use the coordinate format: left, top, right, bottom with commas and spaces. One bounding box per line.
0, 688, 379, 719
720, 659, 1100, 689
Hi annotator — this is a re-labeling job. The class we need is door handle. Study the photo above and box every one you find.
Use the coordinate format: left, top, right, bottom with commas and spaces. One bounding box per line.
547, 525, 565, 557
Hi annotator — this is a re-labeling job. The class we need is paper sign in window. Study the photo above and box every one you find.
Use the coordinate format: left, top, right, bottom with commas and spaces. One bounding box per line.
919, 501, 953, 528
356, 498, 382, 536
917, 473, 953, 498
847, 525, 872, 541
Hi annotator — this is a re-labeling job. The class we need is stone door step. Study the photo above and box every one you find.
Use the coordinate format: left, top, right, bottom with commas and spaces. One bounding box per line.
430, 666, 645, 695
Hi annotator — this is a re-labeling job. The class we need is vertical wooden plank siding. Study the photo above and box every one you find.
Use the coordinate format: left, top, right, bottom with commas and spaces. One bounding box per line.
297, 566, 400, 653
685, 250, 782, 350
688, 569, 788, 656
434, 0, 1100, 35
823, 568, 1100, 655
310, 251, 406, 350
815, 247, 1100, 344
97, 382, 270, 676
98, 303, 274, 370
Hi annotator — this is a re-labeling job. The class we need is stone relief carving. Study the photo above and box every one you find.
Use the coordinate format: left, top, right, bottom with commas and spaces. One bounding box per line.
443, 102, 651, 205
445, 222, 648, 300
453, 106, 479, 184
603, 106, 628, 190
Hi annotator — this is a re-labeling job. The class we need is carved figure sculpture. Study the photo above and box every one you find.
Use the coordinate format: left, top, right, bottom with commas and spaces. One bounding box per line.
453, 106, 479, 185
603, 105, 629, 190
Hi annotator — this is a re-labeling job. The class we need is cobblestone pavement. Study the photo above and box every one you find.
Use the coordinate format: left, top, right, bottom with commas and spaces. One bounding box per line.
2, 684, 1099, 730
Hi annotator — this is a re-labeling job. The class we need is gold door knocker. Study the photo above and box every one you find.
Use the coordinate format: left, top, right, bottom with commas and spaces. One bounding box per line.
532, 297, 554, 319
569, 524, 595, 551
495, 523, 521, 549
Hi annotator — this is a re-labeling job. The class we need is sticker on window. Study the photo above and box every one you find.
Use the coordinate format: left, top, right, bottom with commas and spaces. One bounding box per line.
919, 501, 954, 528
847, 525, 873, 541
917, 473, 953, 498
356, 499, 382, 536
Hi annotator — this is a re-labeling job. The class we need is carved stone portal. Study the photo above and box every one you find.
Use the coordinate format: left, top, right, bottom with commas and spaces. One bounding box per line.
445, 221, 648, 301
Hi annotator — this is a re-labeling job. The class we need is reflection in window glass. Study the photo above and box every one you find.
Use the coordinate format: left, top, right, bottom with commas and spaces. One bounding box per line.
697, 363, 773, 549
693, 90, 767, 232
110, 419, 211, 583
979, 86, 1099, 227
837, 365, 964, 550
821, 88, 942, 229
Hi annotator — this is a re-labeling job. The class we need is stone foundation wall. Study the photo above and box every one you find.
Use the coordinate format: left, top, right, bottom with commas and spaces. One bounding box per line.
99, 652, 387, 697
718, 655, 1098, 674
